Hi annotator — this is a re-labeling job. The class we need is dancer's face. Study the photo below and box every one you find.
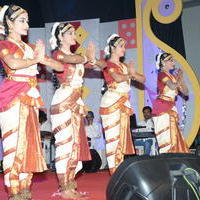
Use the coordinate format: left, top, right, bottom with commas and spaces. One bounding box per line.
8, 12, 29, 36
112, 40, 126, 58
61, 27, 76, 46
162, 56, 175, 71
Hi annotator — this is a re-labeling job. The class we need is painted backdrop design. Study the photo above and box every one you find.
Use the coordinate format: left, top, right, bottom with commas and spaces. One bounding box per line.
136, 0, 200, 145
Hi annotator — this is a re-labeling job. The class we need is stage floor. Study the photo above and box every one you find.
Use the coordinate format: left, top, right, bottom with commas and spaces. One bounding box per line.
0, 171, 110, 200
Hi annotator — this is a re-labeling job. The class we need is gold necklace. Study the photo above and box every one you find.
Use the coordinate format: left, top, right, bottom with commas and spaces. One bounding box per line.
60, 48, 72, 55
8, 36, 25, 48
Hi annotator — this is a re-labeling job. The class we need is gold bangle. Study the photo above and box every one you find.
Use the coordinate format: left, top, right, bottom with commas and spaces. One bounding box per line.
127, 74, 131, 80
82, 55, 88, 64
89, 59, 96, 66
129, 73, 135, 80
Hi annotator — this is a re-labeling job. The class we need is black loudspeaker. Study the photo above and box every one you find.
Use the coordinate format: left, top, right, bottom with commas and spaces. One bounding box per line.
106, 153, 200, 200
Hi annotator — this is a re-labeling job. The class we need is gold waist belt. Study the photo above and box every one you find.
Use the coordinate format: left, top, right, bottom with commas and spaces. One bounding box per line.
7, 75, 37, 87
60, 83, 82, 92
107, 88, 128, 97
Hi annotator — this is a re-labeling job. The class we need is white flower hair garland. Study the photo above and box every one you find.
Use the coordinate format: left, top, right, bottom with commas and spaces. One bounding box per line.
49, 22, 60, 49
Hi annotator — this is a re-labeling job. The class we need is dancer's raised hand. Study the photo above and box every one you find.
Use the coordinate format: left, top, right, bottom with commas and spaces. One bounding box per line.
34, 39, 45, 63
127, 60, 135, 77
85, 41, 96, 63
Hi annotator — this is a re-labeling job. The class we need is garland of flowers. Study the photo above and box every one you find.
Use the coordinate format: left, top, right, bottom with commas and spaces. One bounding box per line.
0, 62, 6, 79
52, 72, 60, 89
179, 99, 187, 131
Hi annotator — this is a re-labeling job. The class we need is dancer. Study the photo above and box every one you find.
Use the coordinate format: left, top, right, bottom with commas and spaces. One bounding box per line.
152, 52, 190, 153
0, 5, 63, 200
98, 34, 145, 174
50, 22, 100, 199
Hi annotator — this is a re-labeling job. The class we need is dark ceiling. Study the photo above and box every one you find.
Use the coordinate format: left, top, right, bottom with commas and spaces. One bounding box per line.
0, 0, 186, 57
0, 0, 136, 27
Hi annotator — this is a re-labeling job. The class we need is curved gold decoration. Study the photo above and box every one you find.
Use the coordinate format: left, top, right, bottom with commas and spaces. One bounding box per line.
152, 0, 182, 24
139, 0, 200, 146
136, 0, 145, 120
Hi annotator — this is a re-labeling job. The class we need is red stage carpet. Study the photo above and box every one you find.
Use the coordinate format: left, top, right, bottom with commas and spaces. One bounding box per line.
0, 171, 110, 200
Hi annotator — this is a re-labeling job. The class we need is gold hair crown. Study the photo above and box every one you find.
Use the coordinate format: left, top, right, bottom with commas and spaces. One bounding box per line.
59, 23, 74, 34
113, 37, 126, 47
10, 5, 26, 20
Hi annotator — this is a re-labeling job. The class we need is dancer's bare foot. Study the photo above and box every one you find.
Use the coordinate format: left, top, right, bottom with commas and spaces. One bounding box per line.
8, 194, 22, 200
20, 188, 32, 199
61, 189, 89, 200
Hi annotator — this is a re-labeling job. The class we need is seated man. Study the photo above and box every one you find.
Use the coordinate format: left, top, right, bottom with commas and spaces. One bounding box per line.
84, 111, 107, 170
137, 106, 154, 131
85, 111, 100, 148
39, 109, 55, 169
134, 106, 155, 155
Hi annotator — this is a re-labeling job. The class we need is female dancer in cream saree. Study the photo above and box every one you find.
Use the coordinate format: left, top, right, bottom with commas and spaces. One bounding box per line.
152, 52, 190, 154
100, 34, 145, 175
50, 22, 99, 199
0, 5, 63, 200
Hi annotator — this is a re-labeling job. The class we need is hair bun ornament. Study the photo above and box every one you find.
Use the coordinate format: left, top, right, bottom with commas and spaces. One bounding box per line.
49, 22, 60, 50
49, 35, 57, 50
0, 24, 5, 35
0, 5, 9, 23
156, 51, 163, 70
51, 22, 60, 36
104, 45, 110, 56
106, 33, 119, 44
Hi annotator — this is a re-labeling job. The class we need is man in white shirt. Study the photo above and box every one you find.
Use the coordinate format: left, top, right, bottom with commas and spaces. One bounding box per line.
84, 111, 107, 169
134, 106, 155, 155
137, 106, 154, 131
39, 110, 55, 169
